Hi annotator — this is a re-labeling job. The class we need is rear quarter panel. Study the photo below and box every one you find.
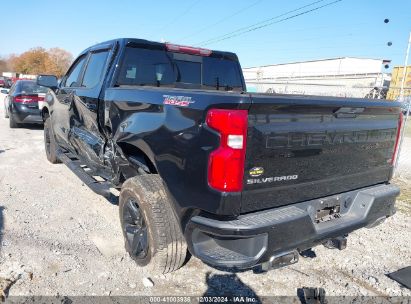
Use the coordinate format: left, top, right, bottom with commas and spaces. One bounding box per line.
104, 87, 251, 218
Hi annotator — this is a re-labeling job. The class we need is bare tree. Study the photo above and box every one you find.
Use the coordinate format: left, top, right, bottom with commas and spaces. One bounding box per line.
47, 47, 73, 77
0, 58, 8, 74
8, 47, 73, 78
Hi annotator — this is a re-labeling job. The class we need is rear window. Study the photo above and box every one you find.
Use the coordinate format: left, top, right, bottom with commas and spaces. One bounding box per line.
17, 81, 48, 94
116, 47, 243, 91
175, 60, 201, 84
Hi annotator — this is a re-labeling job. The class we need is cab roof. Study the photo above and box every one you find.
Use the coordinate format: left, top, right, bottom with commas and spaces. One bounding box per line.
78, 38, 239, 62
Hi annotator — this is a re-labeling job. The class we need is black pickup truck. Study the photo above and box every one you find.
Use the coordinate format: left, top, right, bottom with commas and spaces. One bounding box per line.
37, 38, 402, 274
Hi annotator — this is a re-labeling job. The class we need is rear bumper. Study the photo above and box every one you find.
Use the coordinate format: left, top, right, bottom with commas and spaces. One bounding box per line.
10, 103, 42, 124
185, 183, 399, 269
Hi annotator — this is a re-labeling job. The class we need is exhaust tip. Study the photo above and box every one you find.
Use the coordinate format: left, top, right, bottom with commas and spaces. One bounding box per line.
261, 250, 299, 271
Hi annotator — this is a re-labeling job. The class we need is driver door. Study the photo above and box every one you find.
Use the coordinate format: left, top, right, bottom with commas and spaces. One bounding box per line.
52, 55, 87, 150
67, 46, 112, 173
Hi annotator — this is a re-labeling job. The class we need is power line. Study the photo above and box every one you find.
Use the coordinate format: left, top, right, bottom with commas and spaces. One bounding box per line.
197, 0, 342, 46
196, 0, 327, 45
246, 43, 385, 53
235, 33, 356, 48
178, 0, 263, 42
223, 21, 371, 47
157, 0, 202, 33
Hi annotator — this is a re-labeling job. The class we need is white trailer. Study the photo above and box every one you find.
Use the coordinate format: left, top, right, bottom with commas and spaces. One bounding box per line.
243, 57, 390, 98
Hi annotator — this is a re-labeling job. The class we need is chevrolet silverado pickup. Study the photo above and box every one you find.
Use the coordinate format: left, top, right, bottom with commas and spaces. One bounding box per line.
37, 38, 402, 274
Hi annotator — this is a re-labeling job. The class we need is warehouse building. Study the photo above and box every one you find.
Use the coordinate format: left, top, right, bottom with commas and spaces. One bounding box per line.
243, 57, 391, 98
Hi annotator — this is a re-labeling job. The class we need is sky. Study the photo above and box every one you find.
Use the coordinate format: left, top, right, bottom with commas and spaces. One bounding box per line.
1, 0, 410, 70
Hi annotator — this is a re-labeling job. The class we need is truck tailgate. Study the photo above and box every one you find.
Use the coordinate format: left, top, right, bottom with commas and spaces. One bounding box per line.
242, 94, 402, 213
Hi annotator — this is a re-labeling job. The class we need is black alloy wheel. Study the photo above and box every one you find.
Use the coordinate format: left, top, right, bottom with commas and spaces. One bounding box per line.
122, 198, 149, 258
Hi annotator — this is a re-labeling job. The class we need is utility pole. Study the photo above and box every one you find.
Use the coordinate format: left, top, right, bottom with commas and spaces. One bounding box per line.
394, 31, 411, 173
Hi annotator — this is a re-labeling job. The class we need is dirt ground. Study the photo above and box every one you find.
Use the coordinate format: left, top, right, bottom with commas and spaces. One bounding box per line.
0, 94, 410, 300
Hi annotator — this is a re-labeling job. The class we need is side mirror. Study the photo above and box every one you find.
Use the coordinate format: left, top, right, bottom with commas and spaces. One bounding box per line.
37, 75, 58, 89
1, 89, 8, 94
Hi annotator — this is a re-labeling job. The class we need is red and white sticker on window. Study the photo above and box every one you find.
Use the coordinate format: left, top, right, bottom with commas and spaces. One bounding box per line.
163, 95, 195, 107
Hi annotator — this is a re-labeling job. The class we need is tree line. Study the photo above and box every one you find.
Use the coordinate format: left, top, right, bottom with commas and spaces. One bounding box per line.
0, 47, 73, 78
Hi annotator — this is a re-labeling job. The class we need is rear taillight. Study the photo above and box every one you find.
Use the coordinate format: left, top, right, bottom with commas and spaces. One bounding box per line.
391, 112, 404, 165
206, 109, 248, 192
166, 43, 212, 56
14, 95, 39, 104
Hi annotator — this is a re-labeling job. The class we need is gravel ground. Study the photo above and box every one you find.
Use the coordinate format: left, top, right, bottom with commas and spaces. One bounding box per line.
0, 94, 410, 300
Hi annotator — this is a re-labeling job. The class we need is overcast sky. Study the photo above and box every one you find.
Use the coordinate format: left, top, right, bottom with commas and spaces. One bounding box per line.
1, 0, 410, 69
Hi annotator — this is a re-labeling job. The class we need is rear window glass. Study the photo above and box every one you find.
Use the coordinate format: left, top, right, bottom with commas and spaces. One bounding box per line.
17, 81, 48, 94
175, 60, 201, 83
117, 48, 175, 86
203, 57, 243, 90
116, 47, 243, 91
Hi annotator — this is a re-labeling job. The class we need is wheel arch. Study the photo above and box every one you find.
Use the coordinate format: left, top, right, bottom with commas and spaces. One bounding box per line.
116, 141, 158, 183
120, 142, 157, 173
41, 105, 50, 120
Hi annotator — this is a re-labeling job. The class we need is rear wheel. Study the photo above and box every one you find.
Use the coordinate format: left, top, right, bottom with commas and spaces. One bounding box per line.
9, 114, 18, 128
119, 175, 187, 275
44, 116, 60, 164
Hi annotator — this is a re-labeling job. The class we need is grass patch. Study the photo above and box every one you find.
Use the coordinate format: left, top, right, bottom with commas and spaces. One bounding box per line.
404, 122, 411, 138
393, 177, 411, 215
398, 188, 411, 204
397, 200, 411, 215
393, 178, 411, 203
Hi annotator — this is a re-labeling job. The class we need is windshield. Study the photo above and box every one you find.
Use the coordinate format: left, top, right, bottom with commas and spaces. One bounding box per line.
17, 81, 48, 94
116, 47, 244, 91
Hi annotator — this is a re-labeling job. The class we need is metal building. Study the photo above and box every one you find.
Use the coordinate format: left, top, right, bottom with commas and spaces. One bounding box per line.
243, 57, 390, 98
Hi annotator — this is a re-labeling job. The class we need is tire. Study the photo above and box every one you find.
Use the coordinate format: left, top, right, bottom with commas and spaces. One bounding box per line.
9, 113, 18, 128
44, 116, 61, 164
119, 175, 187, 275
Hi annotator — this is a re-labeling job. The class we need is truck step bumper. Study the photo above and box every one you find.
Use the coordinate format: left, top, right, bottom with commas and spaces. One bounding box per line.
185, 183, 399, 270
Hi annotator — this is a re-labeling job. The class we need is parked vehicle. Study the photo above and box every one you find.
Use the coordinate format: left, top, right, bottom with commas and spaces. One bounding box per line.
4, 80, 47, 127
364, 87, 388, 99
37, 38, 402, 274
399, 96, 411, 115
5, 78, 13, 88
0, 76, 5, 88
1, 88, 10, 114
